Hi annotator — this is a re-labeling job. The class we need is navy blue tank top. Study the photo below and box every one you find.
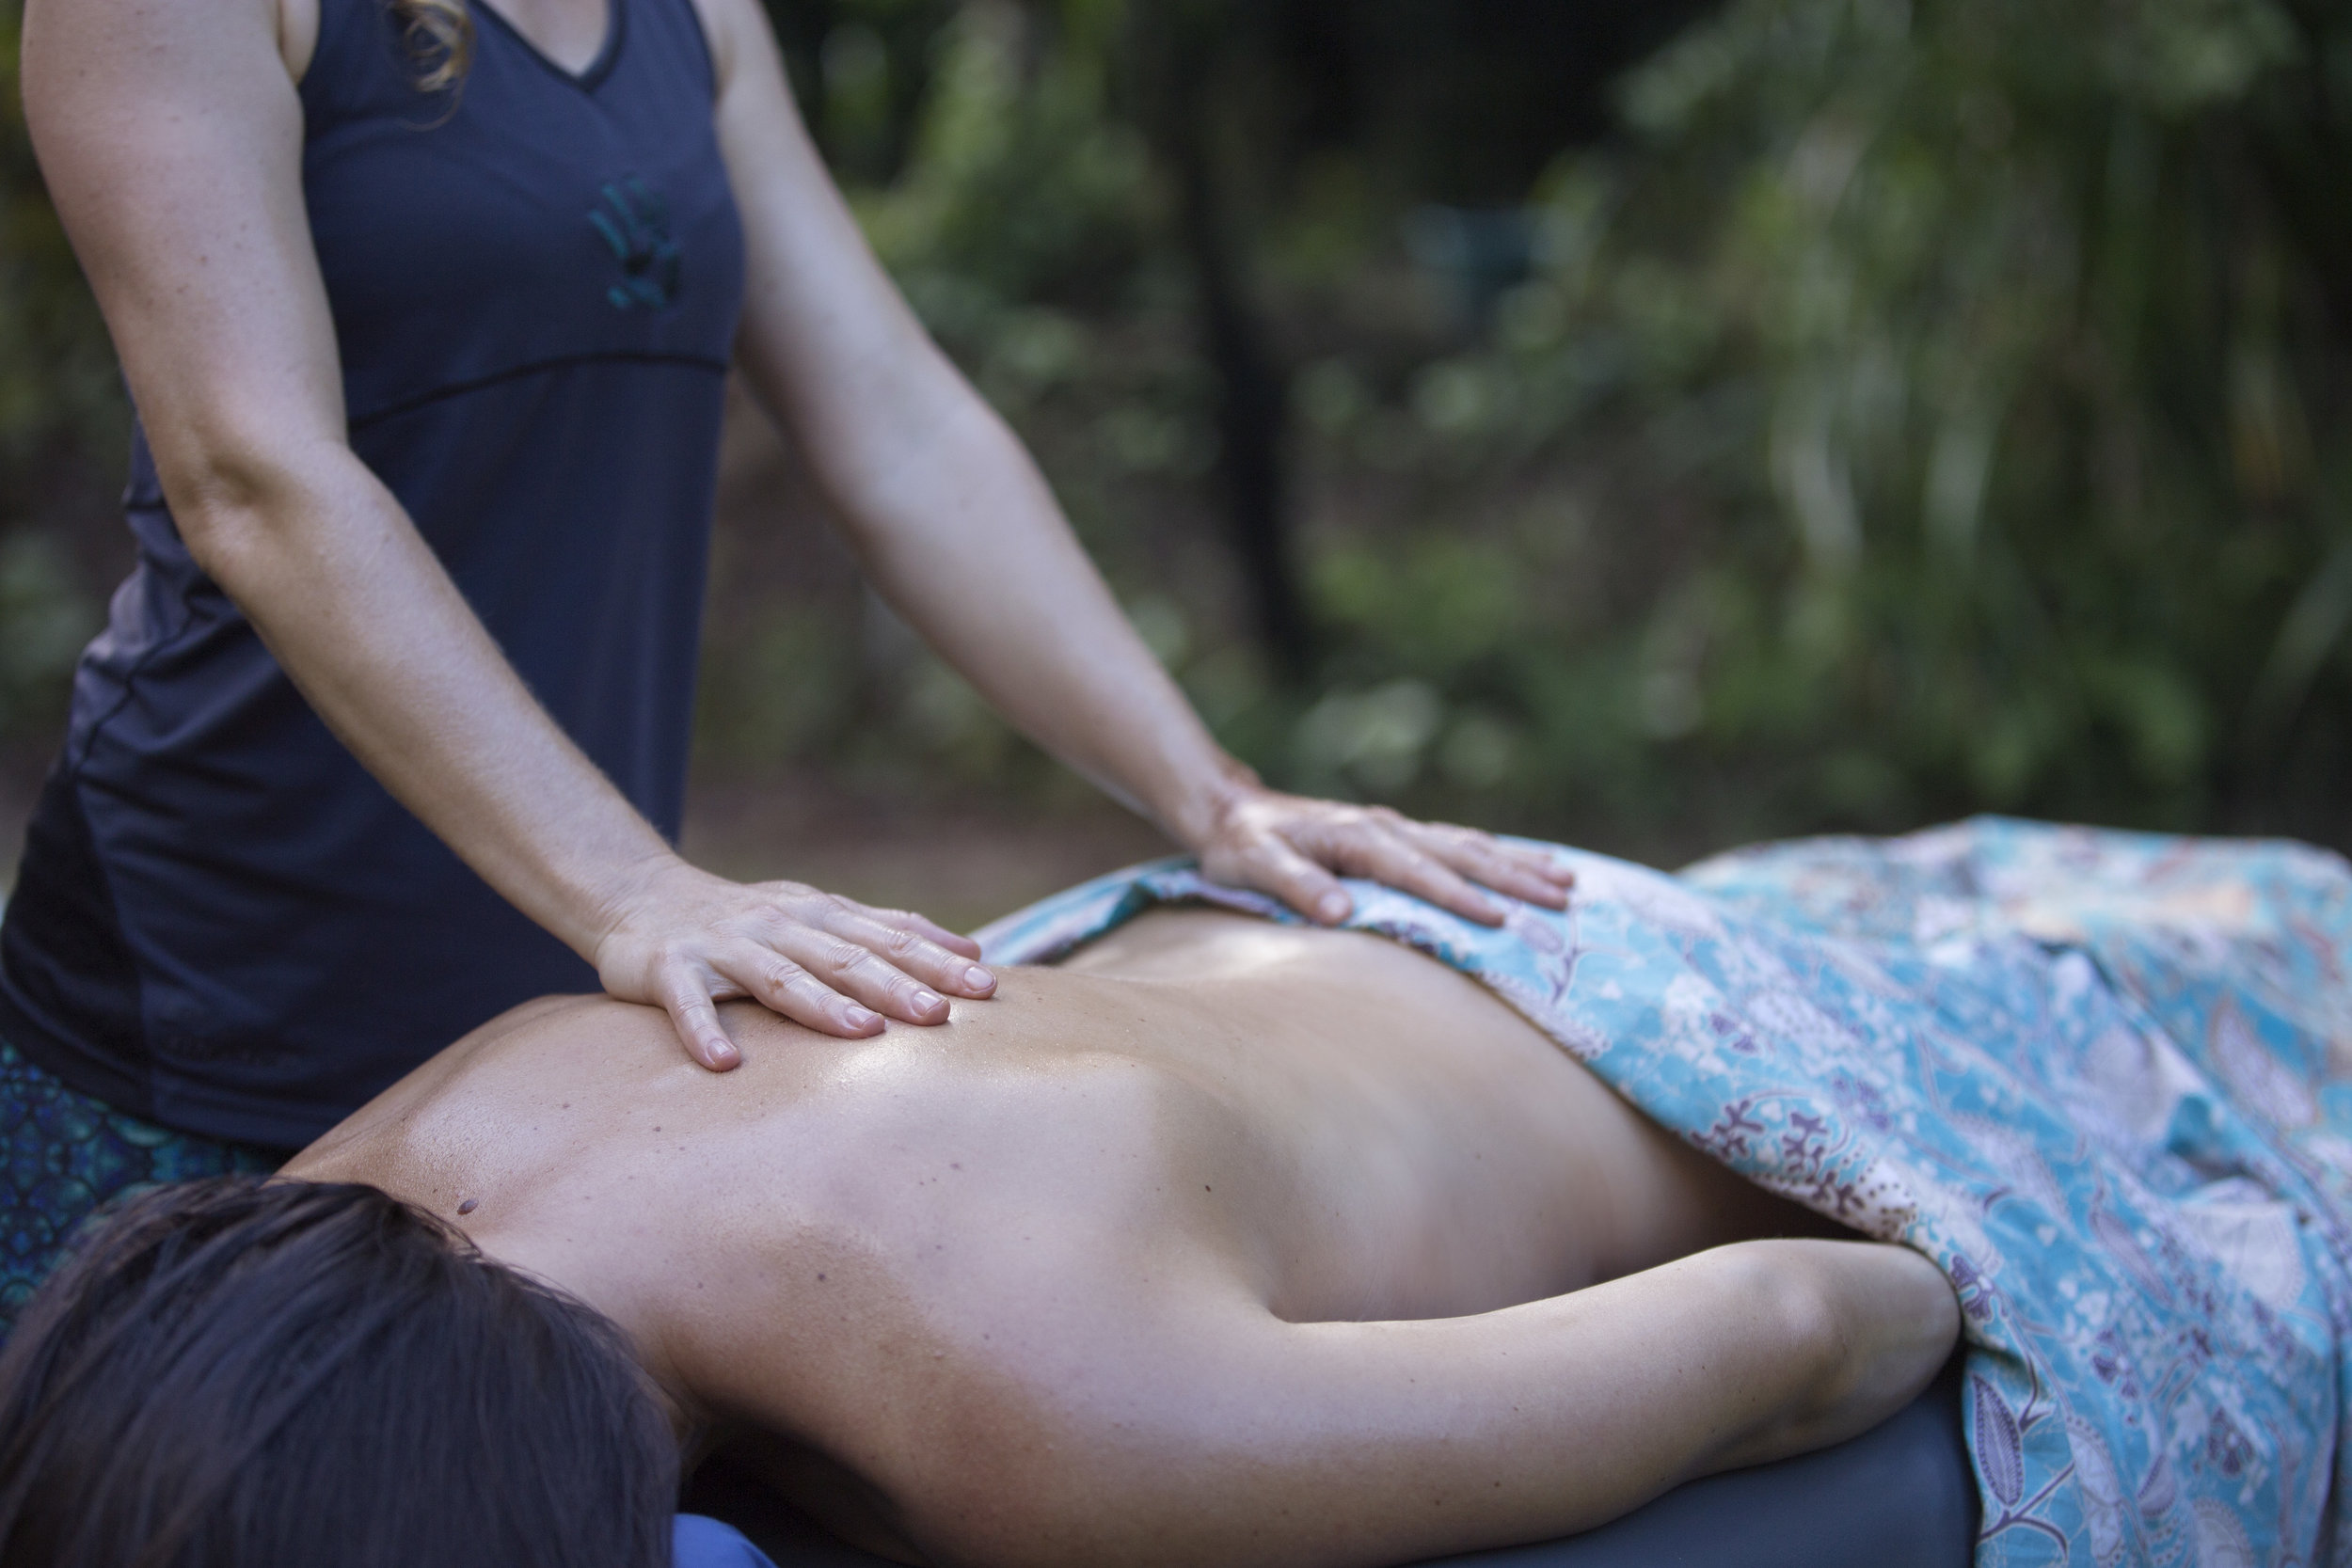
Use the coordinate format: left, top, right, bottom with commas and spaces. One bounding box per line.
0, 0, 745, 1146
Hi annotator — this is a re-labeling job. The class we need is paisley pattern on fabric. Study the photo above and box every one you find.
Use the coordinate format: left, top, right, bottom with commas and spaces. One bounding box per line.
0, 1040, 288, 1335
976, 817, 2352, 1568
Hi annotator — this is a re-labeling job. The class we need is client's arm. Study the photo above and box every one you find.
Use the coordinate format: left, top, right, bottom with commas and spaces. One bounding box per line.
889, 1238, 1958, 1568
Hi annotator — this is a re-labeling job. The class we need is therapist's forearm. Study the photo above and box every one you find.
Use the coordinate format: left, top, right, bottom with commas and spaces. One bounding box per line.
821, 394, 1256, 849
172, 440, 678, 957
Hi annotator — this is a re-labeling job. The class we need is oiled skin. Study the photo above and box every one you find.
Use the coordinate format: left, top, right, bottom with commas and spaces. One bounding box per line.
288, 911, 1957, 1568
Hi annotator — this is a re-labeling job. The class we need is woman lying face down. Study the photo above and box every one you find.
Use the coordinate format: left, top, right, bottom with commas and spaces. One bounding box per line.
0, 907, 1960, 1568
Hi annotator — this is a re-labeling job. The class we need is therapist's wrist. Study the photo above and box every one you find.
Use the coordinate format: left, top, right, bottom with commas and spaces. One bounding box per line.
567, 844, 697, 963
1161, 754, 1265, 857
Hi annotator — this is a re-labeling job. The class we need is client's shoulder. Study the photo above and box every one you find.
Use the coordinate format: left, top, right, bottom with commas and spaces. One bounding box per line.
284, 992, 687, 1194
294, 973, 1223, 1208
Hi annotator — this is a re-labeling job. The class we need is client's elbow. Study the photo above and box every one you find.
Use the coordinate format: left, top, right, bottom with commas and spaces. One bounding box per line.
1721, 1238, 1959, 1470
1791, 1240, 1959, 1449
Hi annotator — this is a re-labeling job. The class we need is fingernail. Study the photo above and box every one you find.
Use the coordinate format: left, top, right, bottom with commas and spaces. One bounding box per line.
1317, 893, 1350, 922
846, 1006, 880, 1030
964, 965, 994, 990
913, 990, 943, 1014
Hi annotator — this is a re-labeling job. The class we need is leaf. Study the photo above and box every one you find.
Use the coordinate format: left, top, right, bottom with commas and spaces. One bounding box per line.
1971, 1372, 2025, 1507
2248, 535, 2352, 743
2137, 1449, 2178, 1521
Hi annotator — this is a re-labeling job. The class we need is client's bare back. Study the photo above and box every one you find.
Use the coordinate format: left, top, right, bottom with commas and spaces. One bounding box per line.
289, 910, 1951, 1568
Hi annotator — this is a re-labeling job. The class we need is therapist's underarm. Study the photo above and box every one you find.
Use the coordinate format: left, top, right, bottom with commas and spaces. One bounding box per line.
171, 439, 677, 958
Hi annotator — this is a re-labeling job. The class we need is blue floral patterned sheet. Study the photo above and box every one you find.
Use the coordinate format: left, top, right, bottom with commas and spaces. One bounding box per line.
973, 817, 2352, 1568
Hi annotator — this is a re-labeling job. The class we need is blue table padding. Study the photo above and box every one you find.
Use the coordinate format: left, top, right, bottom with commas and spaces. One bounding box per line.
679, 1357, 1975, 1568
675, 1513, 784, 1568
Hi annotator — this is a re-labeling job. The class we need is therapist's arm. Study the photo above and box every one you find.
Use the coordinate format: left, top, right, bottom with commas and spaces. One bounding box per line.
702, 0, 1574, 928
21, 0, 996, 1071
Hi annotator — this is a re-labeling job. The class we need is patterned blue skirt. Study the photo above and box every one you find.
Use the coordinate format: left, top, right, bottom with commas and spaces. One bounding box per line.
0, 1039, 291, 1333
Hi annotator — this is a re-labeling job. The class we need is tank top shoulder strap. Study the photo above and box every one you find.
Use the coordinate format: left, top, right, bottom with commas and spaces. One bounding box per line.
658, 0, 721, 100
621, 0, 721, 102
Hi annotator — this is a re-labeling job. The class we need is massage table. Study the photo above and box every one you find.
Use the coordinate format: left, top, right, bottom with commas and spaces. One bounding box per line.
675, 1355, 1977, 1567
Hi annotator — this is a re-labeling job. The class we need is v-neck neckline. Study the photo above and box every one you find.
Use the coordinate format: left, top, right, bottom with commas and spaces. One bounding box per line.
475, 0, 626, 92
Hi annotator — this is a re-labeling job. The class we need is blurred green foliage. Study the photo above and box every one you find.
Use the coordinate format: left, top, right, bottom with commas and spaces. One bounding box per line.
0, 0, 118, 747
1422, 0, 2352, 844
7, 0, 2352, 857
738, 0, 2352, 855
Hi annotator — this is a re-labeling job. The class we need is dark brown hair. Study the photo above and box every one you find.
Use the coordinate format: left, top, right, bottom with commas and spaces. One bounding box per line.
0, 1178, 677, 1568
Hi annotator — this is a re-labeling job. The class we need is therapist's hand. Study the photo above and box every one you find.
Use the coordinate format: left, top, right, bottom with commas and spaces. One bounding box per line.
591, 857, 997, 1070
1191, 784, 1576, 928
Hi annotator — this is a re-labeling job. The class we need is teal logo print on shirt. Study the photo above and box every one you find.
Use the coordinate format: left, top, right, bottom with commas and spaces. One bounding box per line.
591, 176, 681, 311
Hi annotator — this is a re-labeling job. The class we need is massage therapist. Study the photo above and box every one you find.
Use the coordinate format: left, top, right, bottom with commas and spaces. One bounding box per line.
0, 0, 1571, 1317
